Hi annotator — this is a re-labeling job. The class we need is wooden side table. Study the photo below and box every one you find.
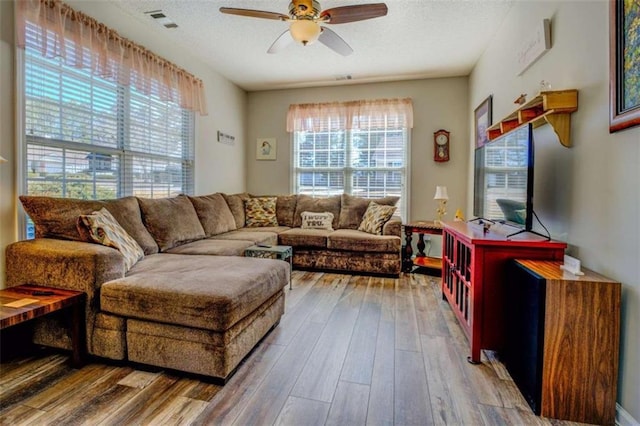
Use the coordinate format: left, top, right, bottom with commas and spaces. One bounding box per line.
402, 220, 444, 273
0, 284, 86, 367
245, 245, 293, 289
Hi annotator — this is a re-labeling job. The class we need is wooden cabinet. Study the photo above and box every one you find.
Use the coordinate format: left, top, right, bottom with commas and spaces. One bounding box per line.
441, 222, 566, 363
486, 90, 578, 147
505, 260, 620, 425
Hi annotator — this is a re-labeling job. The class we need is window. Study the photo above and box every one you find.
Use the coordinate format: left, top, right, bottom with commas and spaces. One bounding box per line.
20, 23, 195, 237
289, 99, 412, 219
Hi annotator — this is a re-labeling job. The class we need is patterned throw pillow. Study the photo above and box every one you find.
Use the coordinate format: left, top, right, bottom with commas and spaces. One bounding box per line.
358, 202, 397, 235
301, 211, 334, 231
80, 208, 144, 271
245, 197, 278, 227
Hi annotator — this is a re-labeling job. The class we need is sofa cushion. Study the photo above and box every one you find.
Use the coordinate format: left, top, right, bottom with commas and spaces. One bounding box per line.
358, 202, 398, 235
212, 230, 278, 246
293, 195, 341, 229
80, 208, 144, 271
241, 226, 291, 233
244, 197, 278, 227
275, 195, 297, 227
138, 195, 206, 251
338, 193, 400, 229
327, 229, 401, 253
278, 228, 331, 248
165, 238, 254, 256
100, 254, 289, 332
300, 211, 334, 231
222, 193, 250, 229
188, 193, 237, 236
20, 195, 158, 255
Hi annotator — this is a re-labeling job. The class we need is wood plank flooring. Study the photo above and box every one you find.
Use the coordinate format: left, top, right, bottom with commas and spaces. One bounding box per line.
0, 271, 589, 426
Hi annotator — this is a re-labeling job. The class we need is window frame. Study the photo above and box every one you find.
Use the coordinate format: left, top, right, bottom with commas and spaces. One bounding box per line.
17, 42, 195, 239
291, 126, 410, 220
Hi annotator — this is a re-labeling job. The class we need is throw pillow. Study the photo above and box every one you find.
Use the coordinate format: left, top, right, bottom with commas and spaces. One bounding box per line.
245, 197, 278, 227
338, 193, 400, 229
301, 211, 334, 231
358, 202, 397, 235
293, 194, 341, 229
80, 208, 144, 271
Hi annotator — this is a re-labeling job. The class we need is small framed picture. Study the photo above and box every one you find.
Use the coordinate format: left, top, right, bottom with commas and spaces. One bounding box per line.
474, 95, 493, 148
256, 138, 276, 160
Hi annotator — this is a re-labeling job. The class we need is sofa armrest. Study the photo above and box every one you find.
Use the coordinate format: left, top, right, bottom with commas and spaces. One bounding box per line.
383, 217, 402, 237
5, 238, 126, 355
6, 238, 125, 292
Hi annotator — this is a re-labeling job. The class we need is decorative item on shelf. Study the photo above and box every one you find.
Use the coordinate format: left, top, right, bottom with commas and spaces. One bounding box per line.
514, 93, 527, 105
454, 208, 464, 221
434, 185, 448, 224
256, 138, 277, 160
540, 80, 552, 91
433, 129, 450, 162
486, 90, 578, 148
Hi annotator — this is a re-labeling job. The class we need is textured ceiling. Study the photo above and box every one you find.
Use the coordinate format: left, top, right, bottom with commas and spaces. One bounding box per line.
106, 0, 514, 91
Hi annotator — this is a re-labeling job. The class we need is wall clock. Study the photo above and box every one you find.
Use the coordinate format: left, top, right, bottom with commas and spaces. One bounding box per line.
434, 129, 450, 162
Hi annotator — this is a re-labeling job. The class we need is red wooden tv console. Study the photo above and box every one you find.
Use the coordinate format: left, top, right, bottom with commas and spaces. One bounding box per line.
441, 221, 566, 363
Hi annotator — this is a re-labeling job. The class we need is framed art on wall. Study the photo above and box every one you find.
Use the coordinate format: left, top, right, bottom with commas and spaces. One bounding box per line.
609, 0, 640, 132
474, 96, 492, 148
256, 138, 277, 160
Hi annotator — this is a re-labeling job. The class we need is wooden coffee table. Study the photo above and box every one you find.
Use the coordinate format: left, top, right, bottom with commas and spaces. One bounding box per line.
0, 284, 86, 367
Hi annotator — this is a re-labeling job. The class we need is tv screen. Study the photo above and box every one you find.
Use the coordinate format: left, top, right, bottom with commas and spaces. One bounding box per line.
473, 123, 534, 230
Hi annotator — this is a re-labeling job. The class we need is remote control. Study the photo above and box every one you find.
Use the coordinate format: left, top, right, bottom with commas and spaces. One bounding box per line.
32, 291, 54, 296
257, 244, 271, 248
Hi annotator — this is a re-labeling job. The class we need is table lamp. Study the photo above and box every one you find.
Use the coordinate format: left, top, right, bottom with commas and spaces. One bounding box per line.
0, 155, 7, 163
434, 185, 449, 223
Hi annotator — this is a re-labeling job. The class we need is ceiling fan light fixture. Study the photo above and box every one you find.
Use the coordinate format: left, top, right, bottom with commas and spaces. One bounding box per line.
289, 20, 321, 45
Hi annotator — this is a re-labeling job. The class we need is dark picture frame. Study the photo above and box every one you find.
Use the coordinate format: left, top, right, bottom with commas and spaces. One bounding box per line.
609, 0, 640, 132
474, 95, 492, 148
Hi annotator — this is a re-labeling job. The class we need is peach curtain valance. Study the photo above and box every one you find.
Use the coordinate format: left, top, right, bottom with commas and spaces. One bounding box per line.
286, 98, 413, 132
15, 0, 208, 115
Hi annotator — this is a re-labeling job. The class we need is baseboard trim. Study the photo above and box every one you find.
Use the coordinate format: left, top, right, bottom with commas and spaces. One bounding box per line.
617, 404, 640, 426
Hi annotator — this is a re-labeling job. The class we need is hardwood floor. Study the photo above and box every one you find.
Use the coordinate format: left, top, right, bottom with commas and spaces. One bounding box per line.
0, 271, 588, 425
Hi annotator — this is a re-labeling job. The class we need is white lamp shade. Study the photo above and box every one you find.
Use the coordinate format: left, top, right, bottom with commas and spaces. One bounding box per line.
0, 155, 7, 163
434, 185, 449, 200
289, 20, 321, 45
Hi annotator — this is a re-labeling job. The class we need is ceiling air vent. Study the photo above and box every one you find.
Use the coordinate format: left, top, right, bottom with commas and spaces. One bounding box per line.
145, 10, 178, 29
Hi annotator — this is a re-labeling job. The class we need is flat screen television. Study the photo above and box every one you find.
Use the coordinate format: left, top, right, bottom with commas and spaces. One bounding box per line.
473, 123, 535, 233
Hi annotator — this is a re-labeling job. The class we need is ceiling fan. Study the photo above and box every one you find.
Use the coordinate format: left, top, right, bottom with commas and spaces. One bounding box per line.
219, 0, 388, 56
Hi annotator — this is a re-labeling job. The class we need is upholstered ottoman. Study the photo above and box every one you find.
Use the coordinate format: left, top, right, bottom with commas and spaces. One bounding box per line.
100, 254, 288, 381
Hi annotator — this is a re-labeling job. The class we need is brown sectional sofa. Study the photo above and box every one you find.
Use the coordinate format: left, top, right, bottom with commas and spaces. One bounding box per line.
5, 192, 401, 381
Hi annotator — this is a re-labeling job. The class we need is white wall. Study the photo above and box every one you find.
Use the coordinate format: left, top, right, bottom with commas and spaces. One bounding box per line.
469, 0, 639, 419
247, 78, 469, 229
0, 1, 247, 287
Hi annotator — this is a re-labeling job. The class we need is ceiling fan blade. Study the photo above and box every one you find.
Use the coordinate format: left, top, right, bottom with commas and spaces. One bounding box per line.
219, 7, 289, 21
318, 27, 353, 56
319, 3, 388, 24
268, 30, 294, 54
